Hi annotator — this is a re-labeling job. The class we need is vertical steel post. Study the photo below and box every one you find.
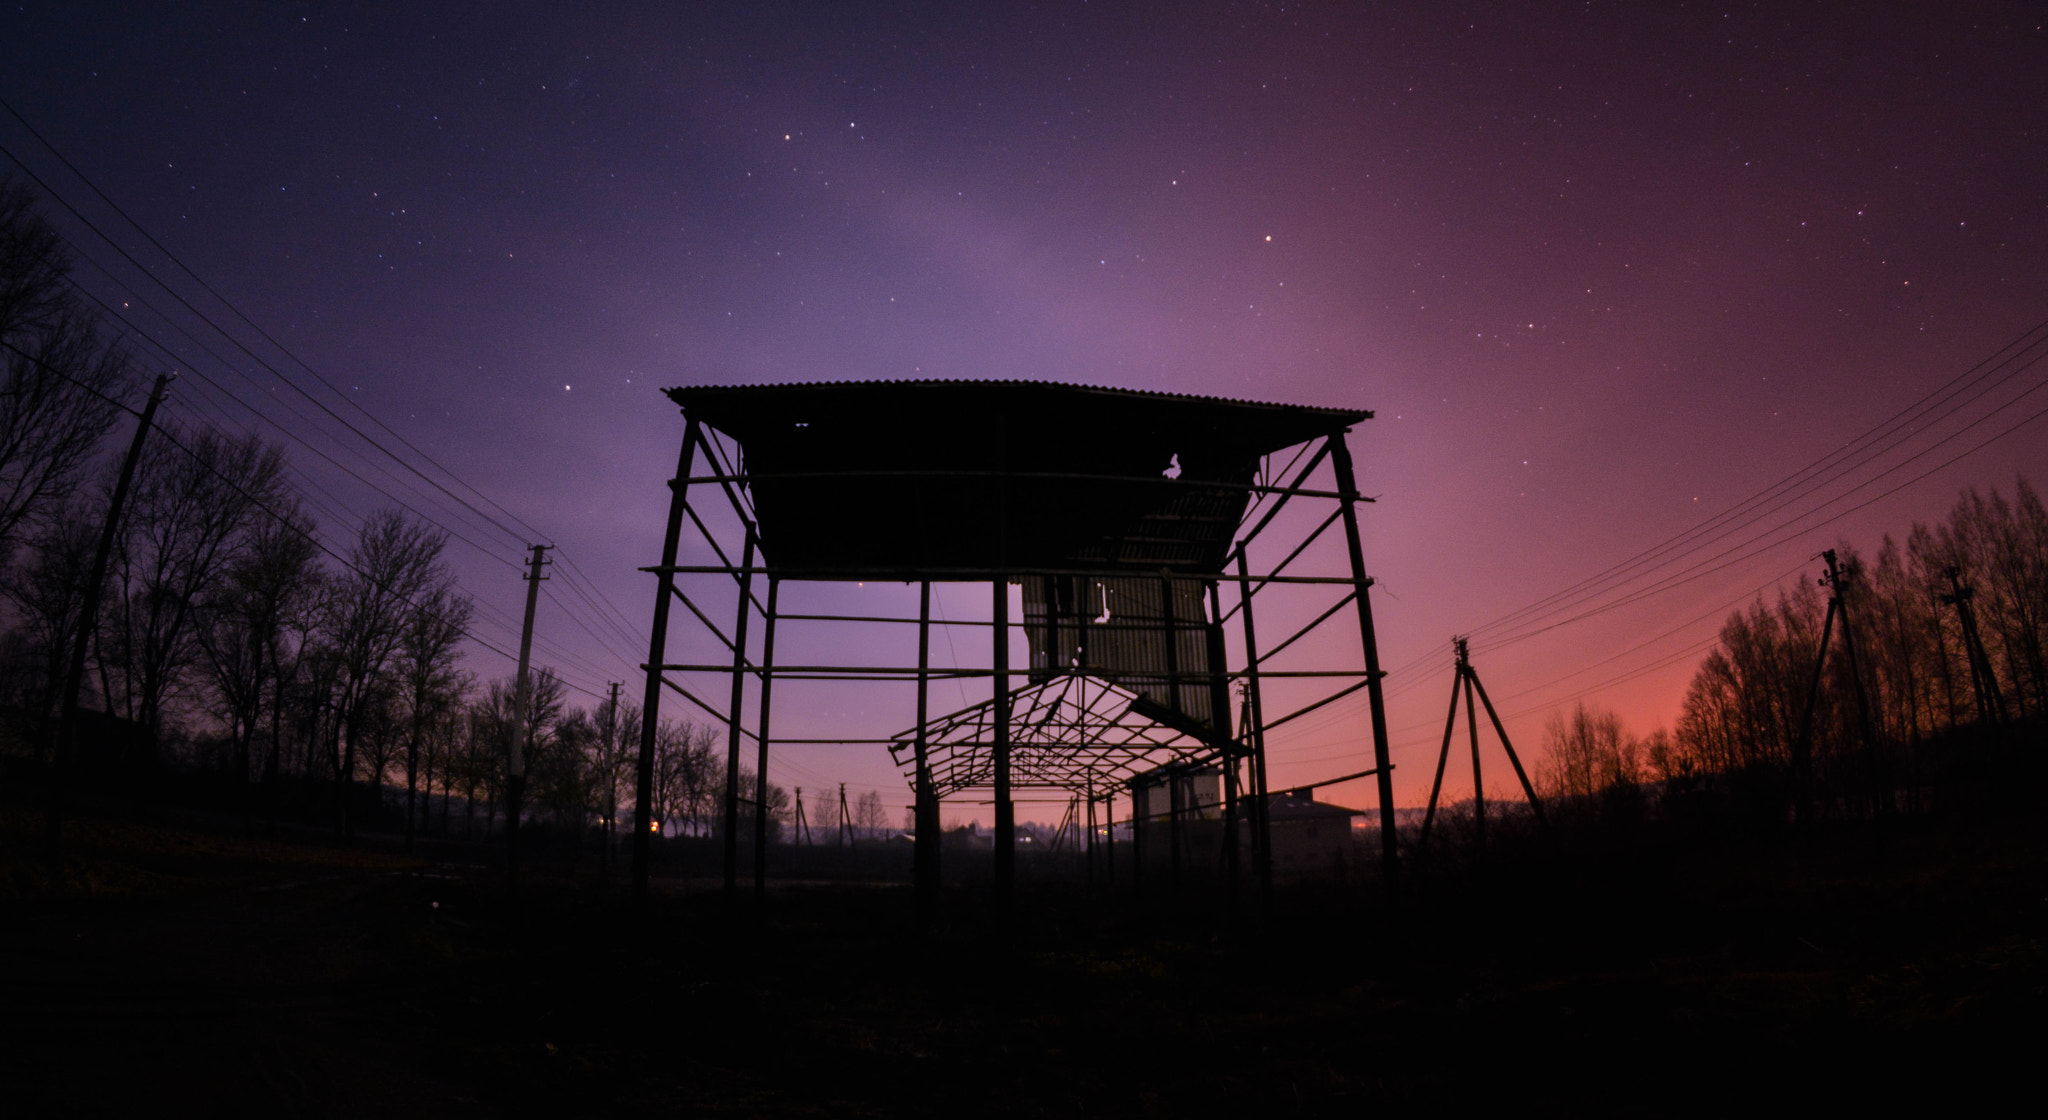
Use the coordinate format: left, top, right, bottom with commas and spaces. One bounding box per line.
1168, 766, 1184, 889
634, 417, 700, 902
1328, 431, 1400, 889
751, 576, 780, 897
1204, 579, 1239, 902
915, 581, 938, 918
993, 577, 1014, 901
1084, 776, 1097, 890
721, 529, 757, 896
1233, 550, 1274, 906
1105, 789, 1116, 887
1159, 571, 1182, 718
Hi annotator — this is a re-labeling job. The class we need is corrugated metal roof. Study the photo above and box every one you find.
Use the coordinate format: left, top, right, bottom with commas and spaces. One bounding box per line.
661, 379, 1366, 575
665, 377, 1371, 422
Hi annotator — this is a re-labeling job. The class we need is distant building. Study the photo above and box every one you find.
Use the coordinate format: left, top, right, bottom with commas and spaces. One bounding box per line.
1263, 790, 1361, 880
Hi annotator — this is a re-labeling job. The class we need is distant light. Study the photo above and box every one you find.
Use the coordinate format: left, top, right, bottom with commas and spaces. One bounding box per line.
1264, 235, 1272, 241
564, 384, 572, 391
649, 820, 661, 833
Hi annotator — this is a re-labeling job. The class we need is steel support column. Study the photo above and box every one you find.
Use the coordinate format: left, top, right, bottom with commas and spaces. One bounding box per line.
751, 576, 780, 896
1104, 791, 1116, 887
634, 416, 700, 902
1233, 550, 1275, 905
721, 529, 758, 896
1084, 777, 1098, 890
1328, 430, 1400, 889
993, 577, 1014, 901
915, 581, 939, 918
1204, 579, 1240, 903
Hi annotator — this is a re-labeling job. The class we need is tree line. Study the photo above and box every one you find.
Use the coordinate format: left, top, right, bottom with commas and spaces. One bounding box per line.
0, 175, 794, 852
1540, 475, 2047, 826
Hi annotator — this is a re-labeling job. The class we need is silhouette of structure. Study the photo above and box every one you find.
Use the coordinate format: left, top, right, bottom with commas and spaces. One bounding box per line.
1791, 548, 1880, 825
628, 381, 1398, 908
1417, 637, 1547, 853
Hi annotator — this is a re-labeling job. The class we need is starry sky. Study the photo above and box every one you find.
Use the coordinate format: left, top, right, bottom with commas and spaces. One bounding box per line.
4, 2, 2045, 823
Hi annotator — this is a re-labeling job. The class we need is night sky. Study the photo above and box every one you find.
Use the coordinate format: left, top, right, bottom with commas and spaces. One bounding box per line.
4, 2, 2045, 822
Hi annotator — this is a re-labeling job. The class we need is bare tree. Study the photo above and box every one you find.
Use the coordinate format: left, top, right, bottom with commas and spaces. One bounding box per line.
528, 686, 590, 830
0, 177, 130, 564
325, 510, 454, 835
649, 716, 718, 837
1, 503, 99, 749
353, 675, 403, 797
194, 501, 322, 808
1666, 475, 2048, 821
814, 786, 840, 844
853, 789, 889, 841
590, 697, 643, 863
394, 582, 472, 848
96, 425, 288, 741
517, 668, 571, 826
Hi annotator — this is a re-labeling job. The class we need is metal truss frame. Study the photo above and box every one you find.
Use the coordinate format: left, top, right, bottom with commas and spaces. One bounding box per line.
627, 399, 1400, 907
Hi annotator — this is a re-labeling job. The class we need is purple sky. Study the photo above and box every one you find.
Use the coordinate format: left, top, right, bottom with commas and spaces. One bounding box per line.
5, 2, 2045, 822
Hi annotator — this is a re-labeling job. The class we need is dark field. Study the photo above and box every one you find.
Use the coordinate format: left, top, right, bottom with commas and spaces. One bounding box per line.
3, 800, 2041, 1117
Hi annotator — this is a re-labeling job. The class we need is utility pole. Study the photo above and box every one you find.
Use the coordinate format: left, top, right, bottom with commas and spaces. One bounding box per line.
1940, 566, 2005, 725
603, 680, 620, 879
1790, 549, 1875, 825
509, 543, 551, 896
51, 373, 173, 859
1418, 637, 1546, 853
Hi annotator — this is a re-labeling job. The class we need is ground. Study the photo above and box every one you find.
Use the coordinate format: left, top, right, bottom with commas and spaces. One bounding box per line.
2, 798, 2041, 1116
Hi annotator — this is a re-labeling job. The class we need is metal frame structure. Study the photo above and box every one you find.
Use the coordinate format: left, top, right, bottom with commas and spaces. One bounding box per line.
627, 381, 1400, 906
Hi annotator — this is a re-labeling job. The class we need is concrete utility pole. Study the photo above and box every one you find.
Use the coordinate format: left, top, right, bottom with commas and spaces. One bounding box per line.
509, 542, 551, 895
51, 373, 173, 856
603, 680, 620, 878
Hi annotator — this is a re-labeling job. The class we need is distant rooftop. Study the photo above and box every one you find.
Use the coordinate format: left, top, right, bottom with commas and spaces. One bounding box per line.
664, 379, 1369, 575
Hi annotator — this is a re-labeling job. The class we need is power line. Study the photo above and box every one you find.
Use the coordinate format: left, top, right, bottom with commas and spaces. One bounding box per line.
0, 96, 549, 546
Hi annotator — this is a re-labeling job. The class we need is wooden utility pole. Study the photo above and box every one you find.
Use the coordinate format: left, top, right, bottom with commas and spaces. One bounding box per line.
1940, 566, 2006, 725
1418, 637, 1547, 853
1790, 549, 1875, 825
51, 373, 173, 858
508, 542, 551, 895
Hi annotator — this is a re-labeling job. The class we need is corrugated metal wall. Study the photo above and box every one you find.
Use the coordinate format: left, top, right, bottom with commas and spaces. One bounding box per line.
1024, 574, 1215, 729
